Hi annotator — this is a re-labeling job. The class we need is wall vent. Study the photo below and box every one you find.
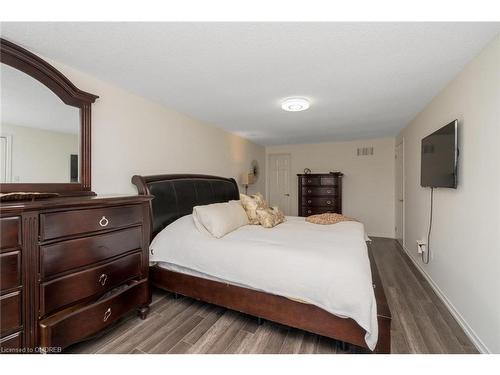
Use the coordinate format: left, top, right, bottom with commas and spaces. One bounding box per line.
357, 147, 374, 156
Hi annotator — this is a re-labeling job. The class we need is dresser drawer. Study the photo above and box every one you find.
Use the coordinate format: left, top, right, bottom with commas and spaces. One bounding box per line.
40, 205, 143, 241
40, 252, 142, 316
0, 331, 23, 351
320, 176, 338, 186
0, 217, 21, 252
0, 251, 21, 291
39, 279, 148, 351
302, 197, 338, 207
40, 226, 143, 279
300, 177, 320, 186
301, 186, 338, 196
0, 291, 22, 336
302, 207, 340, 216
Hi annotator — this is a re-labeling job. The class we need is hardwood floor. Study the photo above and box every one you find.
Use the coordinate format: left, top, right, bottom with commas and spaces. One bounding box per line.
66, 238, 478, 354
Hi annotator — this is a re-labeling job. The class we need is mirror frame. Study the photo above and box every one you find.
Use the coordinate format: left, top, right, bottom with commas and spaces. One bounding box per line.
0, 38, 98, 196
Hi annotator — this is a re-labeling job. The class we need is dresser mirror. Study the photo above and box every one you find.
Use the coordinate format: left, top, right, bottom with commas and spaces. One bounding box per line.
1, 63, 81, 184
0, 38, 98, 195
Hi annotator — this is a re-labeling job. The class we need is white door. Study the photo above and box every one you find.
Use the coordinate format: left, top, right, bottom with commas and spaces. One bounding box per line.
395, 141, 404, 246
268, 153, 291, 215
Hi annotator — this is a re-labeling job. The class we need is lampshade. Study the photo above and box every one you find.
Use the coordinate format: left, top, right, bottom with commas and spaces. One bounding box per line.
240, 172, 255, 185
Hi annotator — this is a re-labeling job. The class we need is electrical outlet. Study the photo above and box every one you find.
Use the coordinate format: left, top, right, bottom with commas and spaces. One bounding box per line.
416, 240, 426, 254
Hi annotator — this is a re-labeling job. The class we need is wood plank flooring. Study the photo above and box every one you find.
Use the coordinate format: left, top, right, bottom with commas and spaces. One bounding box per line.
66, 238, 478, 354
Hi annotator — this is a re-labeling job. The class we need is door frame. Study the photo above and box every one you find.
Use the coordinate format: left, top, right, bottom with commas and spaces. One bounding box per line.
0, 134, 13, 183
395, 138, 405, 247
267, 153, 292, 215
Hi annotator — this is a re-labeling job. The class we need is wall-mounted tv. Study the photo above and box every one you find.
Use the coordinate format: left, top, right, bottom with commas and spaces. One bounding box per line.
421, 120, 458, 188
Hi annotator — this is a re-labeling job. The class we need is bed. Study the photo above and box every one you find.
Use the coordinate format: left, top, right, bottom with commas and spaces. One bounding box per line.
132, 174, 391, 353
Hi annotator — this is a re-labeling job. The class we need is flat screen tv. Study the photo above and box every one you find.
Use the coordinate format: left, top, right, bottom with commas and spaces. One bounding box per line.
421, 120, 458, 188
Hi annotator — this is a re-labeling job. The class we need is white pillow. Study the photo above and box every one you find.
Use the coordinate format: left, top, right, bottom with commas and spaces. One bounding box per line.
192, 200, 249, 238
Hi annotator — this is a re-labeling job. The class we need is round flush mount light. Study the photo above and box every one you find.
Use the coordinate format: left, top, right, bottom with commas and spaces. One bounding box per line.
281, 97, 310, 112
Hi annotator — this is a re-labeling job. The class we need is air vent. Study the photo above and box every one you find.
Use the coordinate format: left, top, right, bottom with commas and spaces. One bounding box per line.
357, 147, 374, 156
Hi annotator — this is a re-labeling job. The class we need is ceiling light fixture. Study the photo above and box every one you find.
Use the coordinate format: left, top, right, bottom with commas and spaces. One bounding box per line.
281, 97, 310, 112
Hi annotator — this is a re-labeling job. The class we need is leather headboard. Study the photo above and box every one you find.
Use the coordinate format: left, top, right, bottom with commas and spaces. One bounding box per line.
132, 174, 239, 239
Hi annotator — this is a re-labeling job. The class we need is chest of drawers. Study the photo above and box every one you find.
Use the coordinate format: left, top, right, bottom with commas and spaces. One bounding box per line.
0, 195, 152, 353
0, 216, 23, 352
297, 173, 343, 217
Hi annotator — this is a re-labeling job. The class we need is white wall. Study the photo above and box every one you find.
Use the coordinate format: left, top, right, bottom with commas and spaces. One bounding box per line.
266, 137, 396, 238
1, 124, 78, 183
46, 59, 266, 196
398, 34, 499, 353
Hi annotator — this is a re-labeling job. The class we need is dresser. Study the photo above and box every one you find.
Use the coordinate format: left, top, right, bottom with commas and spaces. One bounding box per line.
0, 39, 155, 354
297, 173, 343, 217
0, 195, 152, 353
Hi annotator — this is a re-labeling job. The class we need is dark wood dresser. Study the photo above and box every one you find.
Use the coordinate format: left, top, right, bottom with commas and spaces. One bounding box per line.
297, 172, 343, 217
0, 195, 152, 353
0, 39, 153, 353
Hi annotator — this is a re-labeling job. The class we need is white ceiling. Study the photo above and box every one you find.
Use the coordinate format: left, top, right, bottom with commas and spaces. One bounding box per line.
1, 22, 499, 145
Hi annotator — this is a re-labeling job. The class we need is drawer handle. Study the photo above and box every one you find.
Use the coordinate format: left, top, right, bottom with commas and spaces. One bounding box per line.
327, 200, 332, 205
103, 308, 112, 322
307, 190, 312, 193
307, 210, 312, 214
99, 216, 109, 227
307, 200, 312, 204
327, 190, 331, 193
307, 179, 312, 183
98, 273, 108, 286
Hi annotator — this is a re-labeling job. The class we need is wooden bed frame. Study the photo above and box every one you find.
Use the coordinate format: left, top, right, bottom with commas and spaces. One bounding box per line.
132, 174, 391, 353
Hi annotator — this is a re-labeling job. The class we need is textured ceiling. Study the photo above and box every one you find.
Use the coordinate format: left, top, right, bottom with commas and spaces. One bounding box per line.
1, 22, 499, 145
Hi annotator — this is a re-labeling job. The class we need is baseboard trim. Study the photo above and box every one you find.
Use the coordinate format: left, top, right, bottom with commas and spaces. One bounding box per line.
399, 243, 490, 354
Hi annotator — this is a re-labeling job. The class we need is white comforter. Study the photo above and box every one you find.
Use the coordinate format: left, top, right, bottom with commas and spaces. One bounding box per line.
149, 215, 378, 349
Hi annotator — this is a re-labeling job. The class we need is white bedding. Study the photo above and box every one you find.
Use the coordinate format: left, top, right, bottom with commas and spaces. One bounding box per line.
149, 215, 378, 349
